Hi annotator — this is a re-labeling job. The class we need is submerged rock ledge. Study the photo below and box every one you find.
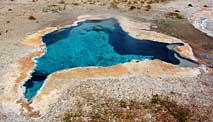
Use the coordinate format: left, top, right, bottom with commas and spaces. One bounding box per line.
2, 15, 201, 116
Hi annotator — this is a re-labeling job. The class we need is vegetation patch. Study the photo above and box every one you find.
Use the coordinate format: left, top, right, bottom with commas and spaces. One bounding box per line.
28, 15, 36, 20
144, 95, 191, 122
62, 95, 191, 122
111, 0, 119, 8
129, 6, 136, 11
144, 4, 151, 11
165, 12, 184, 19
42, 4, 66, 13
66, 0, 171, 11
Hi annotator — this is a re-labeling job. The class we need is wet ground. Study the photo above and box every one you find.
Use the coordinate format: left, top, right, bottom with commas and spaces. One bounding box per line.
152, 18, 213, 67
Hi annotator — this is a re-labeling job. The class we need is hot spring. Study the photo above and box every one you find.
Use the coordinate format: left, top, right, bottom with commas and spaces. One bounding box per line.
23, 18, 192, 100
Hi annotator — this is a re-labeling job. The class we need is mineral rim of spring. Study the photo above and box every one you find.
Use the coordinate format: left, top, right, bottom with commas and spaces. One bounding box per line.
23, 18, 187, 100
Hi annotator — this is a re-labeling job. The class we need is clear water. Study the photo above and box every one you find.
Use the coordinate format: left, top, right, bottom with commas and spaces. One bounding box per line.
23, 18, 184, 100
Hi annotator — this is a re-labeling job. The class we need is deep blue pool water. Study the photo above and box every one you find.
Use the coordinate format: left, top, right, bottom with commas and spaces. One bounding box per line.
23, 18, 186, 100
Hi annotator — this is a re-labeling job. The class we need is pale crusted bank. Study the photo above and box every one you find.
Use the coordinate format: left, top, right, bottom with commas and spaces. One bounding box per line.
16, 15, 200, 115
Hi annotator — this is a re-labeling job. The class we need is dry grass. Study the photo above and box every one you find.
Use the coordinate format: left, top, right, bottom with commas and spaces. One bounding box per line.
60, 0, 172, 11
42, 4, 66, 13
63, 95, 192, 122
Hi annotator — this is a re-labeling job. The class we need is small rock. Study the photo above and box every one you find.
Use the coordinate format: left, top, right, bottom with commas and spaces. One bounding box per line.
151, 25, 158, 29
144, 113, 152, 122
188, 4, 193, 7
174, 10, 180, 13
203, 5, 208, 7
28, 15, 36, 20
8, 8, 12, 11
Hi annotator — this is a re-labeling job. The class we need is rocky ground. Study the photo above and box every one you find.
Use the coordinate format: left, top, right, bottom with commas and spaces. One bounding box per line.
0, 0, 212, 122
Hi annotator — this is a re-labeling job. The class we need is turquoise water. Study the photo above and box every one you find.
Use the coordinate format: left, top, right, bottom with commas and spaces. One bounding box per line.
23, 18, 183, 100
